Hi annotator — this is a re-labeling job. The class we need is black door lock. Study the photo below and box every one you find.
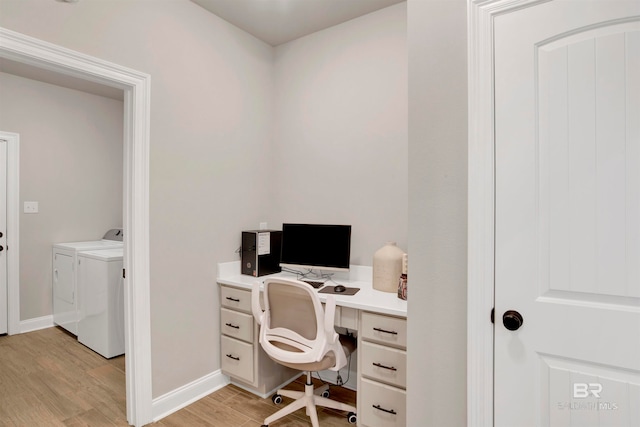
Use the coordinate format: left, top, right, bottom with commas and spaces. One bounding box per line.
503, 310, 524, 331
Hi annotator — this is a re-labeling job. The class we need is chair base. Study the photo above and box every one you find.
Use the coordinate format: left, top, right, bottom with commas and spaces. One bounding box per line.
262, 372, 357, 427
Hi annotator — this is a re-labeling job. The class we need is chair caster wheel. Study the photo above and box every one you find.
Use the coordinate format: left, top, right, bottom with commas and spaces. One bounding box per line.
321, 389, 330, 398
347, 412, 357, 424
271, 394, 283, 405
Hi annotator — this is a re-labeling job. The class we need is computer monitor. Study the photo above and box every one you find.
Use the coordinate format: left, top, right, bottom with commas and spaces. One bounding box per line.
280, 223, 351, 272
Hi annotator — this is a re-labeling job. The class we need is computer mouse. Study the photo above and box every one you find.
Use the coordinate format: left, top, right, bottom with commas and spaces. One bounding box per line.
334, 285, 347, 293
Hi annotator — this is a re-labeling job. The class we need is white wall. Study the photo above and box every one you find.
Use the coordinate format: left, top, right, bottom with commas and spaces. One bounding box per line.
407, 0, 468, 425
272, 3, 408, 264
0, 72, 123, 321
1, 1, 430, 417
0, 0, 274, 397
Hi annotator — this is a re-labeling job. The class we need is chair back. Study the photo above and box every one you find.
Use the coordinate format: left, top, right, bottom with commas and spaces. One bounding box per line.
267, 281, 319, 342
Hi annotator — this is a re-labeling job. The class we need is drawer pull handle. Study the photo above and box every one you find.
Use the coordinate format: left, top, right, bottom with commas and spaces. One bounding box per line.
225, 354, 240, 361
373, 362, 397, 371
373, 327, 398, 335
225, 323, 240, 329
373, 404, 397, 415
226, 297, 240, 302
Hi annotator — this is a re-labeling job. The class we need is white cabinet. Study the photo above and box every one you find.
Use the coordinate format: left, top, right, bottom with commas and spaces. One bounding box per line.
219, 284, 298, 397
358, 311, 407, 427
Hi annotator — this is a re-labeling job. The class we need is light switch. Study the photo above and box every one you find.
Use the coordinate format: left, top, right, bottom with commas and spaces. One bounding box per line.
259, 222, 267, 230
24, 201, 39, 213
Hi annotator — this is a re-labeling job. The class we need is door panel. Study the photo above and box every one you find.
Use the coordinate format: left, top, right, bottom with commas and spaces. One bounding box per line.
539, 24, 640, 299
495, 1, 640, 425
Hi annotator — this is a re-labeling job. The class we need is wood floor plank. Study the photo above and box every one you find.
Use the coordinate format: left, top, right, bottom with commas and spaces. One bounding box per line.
206, 383, 242, 404
183, 394, 253, 426
153, 408, 217, 427
62, 407, 127, 427
0, 394, 68, 427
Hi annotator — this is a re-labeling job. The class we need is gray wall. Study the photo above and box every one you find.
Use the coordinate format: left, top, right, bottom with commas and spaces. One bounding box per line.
0, 72, 123, 321
407, 0, 468, 425
0, 0, 275, 397
272, 3, 408, 263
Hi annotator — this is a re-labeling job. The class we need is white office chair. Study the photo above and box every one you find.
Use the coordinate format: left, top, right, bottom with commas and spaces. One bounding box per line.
252, 277, 357, 427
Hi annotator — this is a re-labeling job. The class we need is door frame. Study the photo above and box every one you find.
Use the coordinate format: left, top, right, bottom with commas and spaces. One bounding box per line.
0, 131, 19, 336
467, 0, 546, 425
0, 28, 152, 426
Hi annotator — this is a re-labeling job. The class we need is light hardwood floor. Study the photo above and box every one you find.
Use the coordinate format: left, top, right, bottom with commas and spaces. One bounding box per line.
0, 327, 356, 426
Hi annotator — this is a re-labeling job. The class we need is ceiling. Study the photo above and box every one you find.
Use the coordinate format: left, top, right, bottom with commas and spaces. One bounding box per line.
190, 0, 405, 46
0, 0, 404, 99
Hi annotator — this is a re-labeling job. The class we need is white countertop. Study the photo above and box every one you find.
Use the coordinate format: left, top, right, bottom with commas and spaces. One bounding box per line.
217, 261, 407, 318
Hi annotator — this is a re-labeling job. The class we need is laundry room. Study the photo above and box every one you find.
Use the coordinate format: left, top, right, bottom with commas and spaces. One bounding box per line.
0, 65, 124, 338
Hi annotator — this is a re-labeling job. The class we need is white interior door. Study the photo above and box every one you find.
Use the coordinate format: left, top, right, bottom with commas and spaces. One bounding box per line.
494, 1, 640, 426
0, 137, 7, 335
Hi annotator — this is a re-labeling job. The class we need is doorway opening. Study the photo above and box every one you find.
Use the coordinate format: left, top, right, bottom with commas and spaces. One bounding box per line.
0, 28, 152, 426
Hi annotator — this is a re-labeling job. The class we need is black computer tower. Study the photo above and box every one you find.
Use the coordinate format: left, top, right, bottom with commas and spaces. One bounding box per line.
241, 230, 282, 277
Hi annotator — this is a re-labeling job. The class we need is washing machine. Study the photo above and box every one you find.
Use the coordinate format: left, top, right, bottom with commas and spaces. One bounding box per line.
77, 247, 125, 358
52, 229, 123, 335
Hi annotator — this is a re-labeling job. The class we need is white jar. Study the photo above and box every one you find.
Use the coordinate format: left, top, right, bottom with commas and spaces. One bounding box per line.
373, 242, 405, 293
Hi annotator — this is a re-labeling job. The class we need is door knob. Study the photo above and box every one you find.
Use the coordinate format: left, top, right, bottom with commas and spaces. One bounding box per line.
503, 310, 523, 331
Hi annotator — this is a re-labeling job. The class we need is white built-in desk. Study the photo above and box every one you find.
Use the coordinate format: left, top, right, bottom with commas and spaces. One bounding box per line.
217, 261, 408, 427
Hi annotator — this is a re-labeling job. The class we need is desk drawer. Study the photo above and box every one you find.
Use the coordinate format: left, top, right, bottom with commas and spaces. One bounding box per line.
221, 335, 254, 384
360, 341, 406, 389
221, 308, 254, 343
360, 378, 406, 427
221, 286, 252, 313
361, 312, 407, 349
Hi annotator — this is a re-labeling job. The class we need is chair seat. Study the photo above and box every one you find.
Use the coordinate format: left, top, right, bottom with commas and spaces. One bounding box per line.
267, 334, 356, 372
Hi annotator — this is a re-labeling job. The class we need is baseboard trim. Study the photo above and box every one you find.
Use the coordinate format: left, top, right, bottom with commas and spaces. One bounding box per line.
19, 315, 54, 333
151, 370, 230, 422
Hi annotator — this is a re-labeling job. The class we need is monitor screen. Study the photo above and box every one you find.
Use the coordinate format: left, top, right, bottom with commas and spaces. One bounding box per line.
280, 223, 352, 272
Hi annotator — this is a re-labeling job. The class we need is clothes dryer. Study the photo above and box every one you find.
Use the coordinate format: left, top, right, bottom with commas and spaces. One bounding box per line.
52, 229, 123, 335
77, 248, 124, 358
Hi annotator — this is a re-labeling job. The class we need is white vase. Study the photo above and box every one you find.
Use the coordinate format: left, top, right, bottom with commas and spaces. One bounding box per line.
373, 242, 405, 293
